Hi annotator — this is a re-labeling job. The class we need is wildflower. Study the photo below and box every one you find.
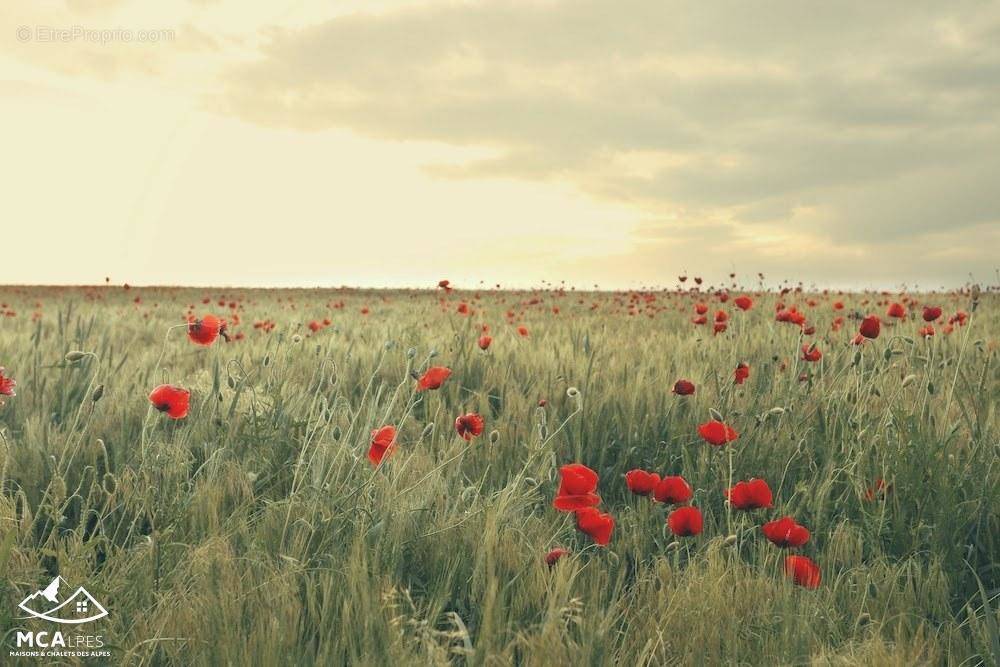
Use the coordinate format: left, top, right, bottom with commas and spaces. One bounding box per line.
545, 548, 569, 566
698, 420, 738, 446
784, 555, 821, 588
148, 384, 190, 419
624, 469, 660, 496
859, 315, 880, 339
886, 302, 906, 319
454, 413, 485, 440
416, 366, 452, 391
478, 335, 492, 350
653, 476, 693, 504
0, 367, 16, 401
801, 343, 822, 362
672, 379, 695, 396
368, 425, 396, 466
725, 479, 773, 510
762, 516, 810, 548
187, 314, 223, 346
667, 506, 703, 537
734, 296, 753, 311
734, 363, 750, 385
574, 507, 615, 546
553, 464, 601, 511
922, 306, 942, 322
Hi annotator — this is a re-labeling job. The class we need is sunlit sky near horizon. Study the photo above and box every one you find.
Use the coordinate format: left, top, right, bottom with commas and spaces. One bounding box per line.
1, 1, 998, 291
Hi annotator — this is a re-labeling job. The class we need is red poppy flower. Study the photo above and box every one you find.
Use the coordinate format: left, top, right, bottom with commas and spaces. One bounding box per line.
859, 315, 881, 339
784, 555, 821, 588
762, 516, 810, 548
517, 325, 529, 337
368, 425, 397, 466
574, 507, 614, 546
667, 506, 703, 537
714, 310, 728, 323
734, 363, 750, 385
713, 321, 728, 335
698, 420, 739, 446
187, 314, 223, 346
438, 279, 450, 289
624, 469, 660, 496
416, 366, 452, 391
653, 475, 693, 504
886, 302, 906, 319
801, 343, 822, 362
918, 325, 935, 338
545, 547, 569, 566
478, 335, 492, 350
454, 413, 485, 440
692, 315, 708, 325
734, 296, 753, 311
553, 463, 601, 511
148, 384, 190, 419
457, 302, 469, 315
672, 379, 695, 396
851, 332, 866, 345
864, 478, 892, 501
0, 367, 16, 399
694, 303, 708, 315
833, 301, 844, 310
922, 306, 942, 322
725, 479, 773, 510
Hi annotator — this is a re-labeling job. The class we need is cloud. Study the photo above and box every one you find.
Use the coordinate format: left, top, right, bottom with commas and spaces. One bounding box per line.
212, 0, 1000, 284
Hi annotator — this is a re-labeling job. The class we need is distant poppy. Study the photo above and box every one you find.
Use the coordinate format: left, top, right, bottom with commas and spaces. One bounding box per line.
672, 379, 695, 396
922, 306, 942, 322
653, 475, 693, 504
859, 315, 880, 339
438, 280, 450, 289
725, 479, 773, 510
694, 303, 708, 315
784, 555, 821, 588
457, 302, 469, 315
416, 366, 452, 391
698, 420, 738, 446
851, 332, 866, 345
886, 302, 906, 319
762, 516, 810, 548
148, 384, 190, 419
801, 343, 822, 362
553, 464, 601, 511
454, 413, 485, 440
833, 301, 844, 310
574, 507, 614, 546
187, 314, 223, 346
625, 469, 660, 496
734, 296, 753, 311
864, 478, 892, 501
734, 363, 750, 385
0, 367, 16, 399
517, 326, 529, 337
714, 310, 728, 323
478, 335, 492, 350
368, 425, 397, 465
545, 548, 569, 566
692, 315, 708, 325
667, 506, 703, 537
918, 325, 935, 338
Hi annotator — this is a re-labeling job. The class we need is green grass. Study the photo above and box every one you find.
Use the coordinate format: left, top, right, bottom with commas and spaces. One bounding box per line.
1, 285, 997, 666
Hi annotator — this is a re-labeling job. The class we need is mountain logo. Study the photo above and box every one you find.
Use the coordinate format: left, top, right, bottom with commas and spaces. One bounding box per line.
17, 576, 108, 625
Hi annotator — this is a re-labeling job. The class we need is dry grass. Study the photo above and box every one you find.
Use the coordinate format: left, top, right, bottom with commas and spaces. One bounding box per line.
0, 285, 997, 666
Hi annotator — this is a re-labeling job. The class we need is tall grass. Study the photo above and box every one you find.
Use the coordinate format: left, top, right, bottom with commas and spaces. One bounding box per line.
1, 286, 997, 665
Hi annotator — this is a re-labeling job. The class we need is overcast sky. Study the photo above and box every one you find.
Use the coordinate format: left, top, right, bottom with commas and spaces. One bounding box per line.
1, 1, 997, 289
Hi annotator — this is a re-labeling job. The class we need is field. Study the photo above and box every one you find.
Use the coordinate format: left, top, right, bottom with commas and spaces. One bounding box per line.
0, 284, 997, 666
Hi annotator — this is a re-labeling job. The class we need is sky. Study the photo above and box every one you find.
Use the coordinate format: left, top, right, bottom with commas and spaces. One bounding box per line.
1, 0, 998, 291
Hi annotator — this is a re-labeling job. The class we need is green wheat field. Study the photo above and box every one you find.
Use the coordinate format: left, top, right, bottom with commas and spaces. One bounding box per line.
1, 284, 997, 666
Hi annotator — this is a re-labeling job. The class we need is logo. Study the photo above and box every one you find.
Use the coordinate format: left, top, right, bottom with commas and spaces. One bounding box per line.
18, 576, 108, 625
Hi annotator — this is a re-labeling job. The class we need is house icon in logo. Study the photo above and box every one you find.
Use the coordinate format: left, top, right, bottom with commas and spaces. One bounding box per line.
18, 576, 108, 624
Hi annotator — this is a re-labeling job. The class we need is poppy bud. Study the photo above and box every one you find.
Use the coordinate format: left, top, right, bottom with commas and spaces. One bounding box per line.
406, 347, 417, 359
857, 613, 871, 625
291, 334, 302, 344
91, 384, 104, 403
65, 350, 88, 362
723, 534, 738, 547
489, 430, 500, 444
263, 354, 271, 367
901, 374, 916, 388
227, 375, 237, 389
421, 422, 435, 438
853, 350, 862, 365
246, 472, 258, 483
102, 472, 117, 495
768, 407, 785, 416
666, 541, 680, 552
332, 426, 342, 440
926, 381, 935, 395
566, 387, 580, 399
709, 407, 724, 421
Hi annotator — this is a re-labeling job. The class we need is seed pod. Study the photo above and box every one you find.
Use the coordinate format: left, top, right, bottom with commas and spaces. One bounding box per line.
91, 384, 105, 403
65, 351, 87, 362
102, 472, 117, 495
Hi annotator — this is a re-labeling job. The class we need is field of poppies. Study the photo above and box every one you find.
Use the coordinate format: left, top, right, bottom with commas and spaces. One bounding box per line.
0, 282, 997, 665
